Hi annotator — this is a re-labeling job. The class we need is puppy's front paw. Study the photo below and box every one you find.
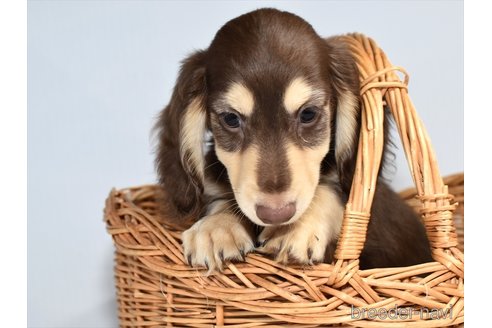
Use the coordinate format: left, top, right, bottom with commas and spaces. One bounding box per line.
257, 221, 329, 265
182, 213, 254, 272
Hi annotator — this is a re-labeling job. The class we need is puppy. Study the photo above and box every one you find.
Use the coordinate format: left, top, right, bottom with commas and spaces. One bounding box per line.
155, 8, 433, 271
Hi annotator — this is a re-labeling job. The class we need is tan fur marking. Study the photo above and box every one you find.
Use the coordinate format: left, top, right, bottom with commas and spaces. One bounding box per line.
180, 98, 207, 180
224, 82, 255, 116
283, 77, 325, 113
335, 91, 359, 160
215, 145, 261, 224
283, 140, 331, 223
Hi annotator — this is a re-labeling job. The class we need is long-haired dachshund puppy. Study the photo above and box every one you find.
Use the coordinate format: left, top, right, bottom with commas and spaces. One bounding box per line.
155, 8, 433, 272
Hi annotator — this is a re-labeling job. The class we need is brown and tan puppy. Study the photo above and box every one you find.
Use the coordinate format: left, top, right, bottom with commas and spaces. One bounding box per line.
155, 8, 433, 272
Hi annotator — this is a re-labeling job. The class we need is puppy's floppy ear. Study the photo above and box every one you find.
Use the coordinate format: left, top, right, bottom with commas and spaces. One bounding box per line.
155, 51, 208, 220
325, 36, 361, 193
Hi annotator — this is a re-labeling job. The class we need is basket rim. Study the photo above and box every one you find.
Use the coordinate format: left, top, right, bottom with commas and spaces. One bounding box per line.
105, 171, 464, 326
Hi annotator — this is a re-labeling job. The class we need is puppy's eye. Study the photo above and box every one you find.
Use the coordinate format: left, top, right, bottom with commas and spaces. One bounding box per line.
221, 112, 241, 129
299, 107, 318, 124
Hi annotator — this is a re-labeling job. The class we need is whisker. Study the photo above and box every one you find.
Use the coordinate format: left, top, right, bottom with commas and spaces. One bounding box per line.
215, 167, 227, 185
203, 160, 221, 171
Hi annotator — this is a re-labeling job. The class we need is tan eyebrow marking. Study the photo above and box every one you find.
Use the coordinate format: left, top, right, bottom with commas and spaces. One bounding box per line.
223, 82, 255, 116
283, 77, 325, 113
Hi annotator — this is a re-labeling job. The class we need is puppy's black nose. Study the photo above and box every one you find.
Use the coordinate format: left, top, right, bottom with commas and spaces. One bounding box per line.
256, 202, 296, 225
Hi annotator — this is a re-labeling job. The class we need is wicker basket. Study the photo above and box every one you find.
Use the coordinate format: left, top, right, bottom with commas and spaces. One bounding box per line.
104, 34, 464, 327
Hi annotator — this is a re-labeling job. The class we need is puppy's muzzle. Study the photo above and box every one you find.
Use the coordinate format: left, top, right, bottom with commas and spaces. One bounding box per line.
255, 201, 296, 225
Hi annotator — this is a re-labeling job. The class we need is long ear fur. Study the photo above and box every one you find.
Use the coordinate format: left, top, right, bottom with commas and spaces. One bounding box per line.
155, 51, 208, 222
325, 36, 361, 193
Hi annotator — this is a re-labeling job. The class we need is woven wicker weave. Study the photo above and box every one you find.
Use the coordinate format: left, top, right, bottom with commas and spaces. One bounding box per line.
104, 34, 464, 327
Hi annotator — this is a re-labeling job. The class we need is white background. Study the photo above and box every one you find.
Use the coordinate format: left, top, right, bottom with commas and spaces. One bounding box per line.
28, 1, 463, 327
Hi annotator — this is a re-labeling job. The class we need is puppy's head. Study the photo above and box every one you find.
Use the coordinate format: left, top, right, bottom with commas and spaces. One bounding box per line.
156, 9, 360, 226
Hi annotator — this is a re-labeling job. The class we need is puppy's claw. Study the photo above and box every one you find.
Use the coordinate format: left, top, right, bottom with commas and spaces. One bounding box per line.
307, 248, 313, 260
240, 247, 252, 260
256, 239, 268, 248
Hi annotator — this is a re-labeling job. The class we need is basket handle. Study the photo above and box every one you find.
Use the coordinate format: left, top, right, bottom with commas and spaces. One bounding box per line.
333, 34, 462, 277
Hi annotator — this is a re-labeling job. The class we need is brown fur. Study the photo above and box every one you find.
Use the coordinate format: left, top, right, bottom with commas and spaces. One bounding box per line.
154, 8, 433, 269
